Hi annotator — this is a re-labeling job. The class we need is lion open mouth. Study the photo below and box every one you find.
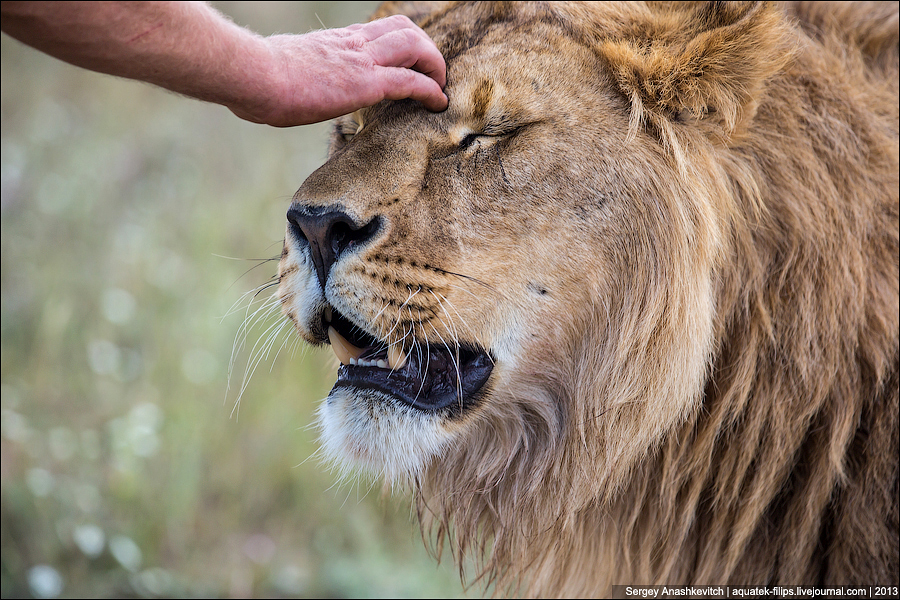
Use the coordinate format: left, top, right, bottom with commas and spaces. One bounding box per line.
322, 305, 493, 411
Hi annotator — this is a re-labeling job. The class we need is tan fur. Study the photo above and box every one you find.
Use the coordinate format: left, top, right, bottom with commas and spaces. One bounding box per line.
277, 2, 899, 596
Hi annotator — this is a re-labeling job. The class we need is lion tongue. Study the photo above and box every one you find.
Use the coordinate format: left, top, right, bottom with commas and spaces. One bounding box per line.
327, 326, 408, 370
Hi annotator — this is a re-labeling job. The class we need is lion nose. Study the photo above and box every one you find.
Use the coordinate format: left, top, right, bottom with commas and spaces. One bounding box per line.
286, 205, 381, 291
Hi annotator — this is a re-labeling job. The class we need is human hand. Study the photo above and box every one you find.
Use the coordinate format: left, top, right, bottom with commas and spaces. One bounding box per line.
230, 15, 448, 127
1, 3, 446, 129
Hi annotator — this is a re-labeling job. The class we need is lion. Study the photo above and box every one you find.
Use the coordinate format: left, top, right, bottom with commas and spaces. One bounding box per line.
275, 1, 899, 596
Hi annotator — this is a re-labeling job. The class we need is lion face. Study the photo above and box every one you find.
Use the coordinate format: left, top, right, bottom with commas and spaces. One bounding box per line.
278, 3, 722, 484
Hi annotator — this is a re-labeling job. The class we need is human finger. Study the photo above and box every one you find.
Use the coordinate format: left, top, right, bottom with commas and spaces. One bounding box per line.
349, 16, 445, 86
349, 14, 430, 45
365, 27, 446, 89
377, 66, 449, 112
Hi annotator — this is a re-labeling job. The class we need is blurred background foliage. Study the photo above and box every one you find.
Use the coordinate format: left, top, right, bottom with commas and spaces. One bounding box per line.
1, 2, 469, 597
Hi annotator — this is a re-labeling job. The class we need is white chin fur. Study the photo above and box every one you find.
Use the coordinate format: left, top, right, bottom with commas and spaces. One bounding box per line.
316, 387, 454, 483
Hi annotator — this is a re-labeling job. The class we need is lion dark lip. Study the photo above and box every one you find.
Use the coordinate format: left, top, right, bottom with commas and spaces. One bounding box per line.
333, 344, 493, 411
325, 306, 493, 411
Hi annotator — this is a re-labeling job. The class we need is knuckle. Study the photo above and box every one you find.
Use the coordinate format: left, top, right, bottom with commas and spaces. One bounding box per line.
393, 27, 422, 50
346, 32, 368, 50
385, 14, 413, 27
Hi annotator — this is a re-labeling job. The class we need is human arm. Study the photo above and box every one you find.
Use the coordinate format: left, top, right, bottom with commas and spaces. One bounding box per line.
0, 1, 448, 126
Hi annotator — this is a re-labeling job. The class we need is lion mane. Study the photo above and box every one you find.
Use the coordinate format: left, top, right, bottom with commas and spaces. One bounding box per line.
277, 1, 899, 596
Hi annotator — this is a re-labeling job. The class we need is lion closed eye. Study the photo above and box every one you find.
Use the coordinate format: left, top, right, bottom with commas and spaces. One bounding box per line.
275, 1, 899, 596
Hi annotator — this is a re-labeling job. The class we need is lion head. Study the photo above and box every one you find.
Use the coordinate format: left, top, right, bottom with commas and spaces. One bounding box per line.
276, 1, 899, 596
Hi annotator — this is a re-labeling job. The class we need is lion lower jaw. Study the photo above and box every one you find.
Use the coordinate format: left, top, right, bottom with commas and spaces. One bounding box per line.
316, 386, 453, 482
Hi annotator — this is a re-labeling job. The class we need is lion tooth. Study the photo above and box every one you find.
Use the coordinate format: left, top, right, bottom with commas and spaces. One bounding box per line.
388, 345, 408, 370
324, 306, 333, 322
328, 326, 364, 365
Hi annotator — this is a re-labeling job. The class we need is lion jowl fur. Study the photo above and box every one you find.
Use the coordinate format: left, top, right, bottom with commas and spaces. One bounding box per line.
273, 2, 899, 596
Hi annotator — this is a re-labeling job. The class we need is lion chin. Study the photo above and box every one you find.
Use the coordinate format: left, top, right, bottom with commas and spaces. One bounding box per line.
275, 1, 899, 596
316, 386, 452, 481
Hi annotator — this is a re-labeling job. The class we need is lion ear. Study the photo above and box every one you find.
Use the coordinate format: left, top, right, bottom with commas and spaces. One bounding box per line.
598, 1, 793, 140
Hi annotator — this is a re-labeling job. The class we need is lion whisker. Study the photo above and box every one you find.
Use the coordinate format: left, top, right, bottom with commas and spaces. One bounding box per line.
225, 290, 284, 398
432, 300, 471, 408
414, 324, 432, 403
426, 320, 464, 407
267, 318, 300, 373
433, 267, 499, 295
220, 278, 280, 322
229, 297, 292, 418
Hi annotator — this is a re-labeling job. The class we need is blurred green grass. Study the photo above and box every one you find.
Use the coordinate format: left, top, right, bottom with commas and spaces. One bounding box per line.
1, 2, 469, 598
